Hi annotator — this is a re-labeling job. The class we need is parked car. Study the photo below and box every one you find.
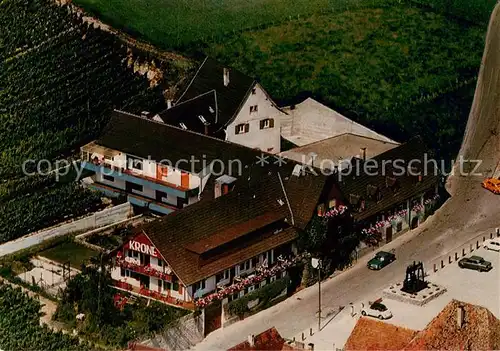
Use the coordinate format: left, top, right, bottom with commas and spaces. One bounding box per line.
361, 300, 392, 320
458, 255, 492, 272
367, 251, 396, 270
483, 238, 500, 251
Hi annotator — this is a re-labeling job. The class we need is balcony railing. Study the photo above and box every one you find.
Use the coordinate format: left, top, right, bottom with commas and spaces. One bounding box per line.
195, 254, 303, 308
114, 281, 194, 310
116, 256, 174, 282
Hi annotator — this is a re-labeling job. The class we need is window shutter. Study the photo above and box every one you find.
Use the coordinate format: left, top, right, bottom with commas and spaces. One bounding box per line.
260, 120, 265, 129
244, 123, 249, 133
269, 118, 274, 128
235, 125, 240, 134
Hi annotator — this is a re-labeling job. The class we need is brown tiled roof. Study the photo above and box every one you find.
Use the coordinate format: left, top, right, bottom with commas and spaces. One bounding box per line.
177, 57, 256, 130
185, 212, 285, 254
338, 137, 439, 221
404, 300, 500, 351
228, 327, 286, 351
143, 172, 307, 285
344, 317, 417, 351
97, 110, 285, 174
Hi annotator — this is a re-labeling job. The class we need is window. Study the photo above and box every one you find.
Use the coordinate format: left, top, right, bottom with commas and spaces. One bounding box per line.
252, 88, 257, 95
120, 268, 125, 276
127, 181, 143, 193
259, 118, 274, 129
103, 174, 114, 182
235, 123, 249, 135
317, 203, 325, 216
157, 259, 163, 267
328, 199, 336, 208
239, 260, 251, 272
249, 105, 258, 113
162, 280, 172, 291
216, 269, 230, 283
104, 155, 114, 161
193, 280, 206, 292
128, 156, 143, 170
172, 278, 179, 291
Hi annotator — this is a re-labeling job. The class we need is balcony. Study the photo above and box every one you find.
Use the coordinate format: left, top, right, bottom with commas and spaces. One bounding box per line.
114, 281, 195, 310
116, 256, 173, 282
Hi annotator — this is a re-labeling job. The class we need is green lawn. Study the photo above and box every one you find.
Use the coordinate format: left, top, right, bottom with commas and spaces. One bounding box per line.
40, 241, 100, 268
72, 0, 387, 48
206, 5, 485, 159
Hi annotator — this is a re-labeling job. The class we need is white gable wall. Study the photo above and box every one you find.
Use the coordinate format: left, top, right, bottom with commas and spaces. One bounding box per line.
225, 84, 283, 153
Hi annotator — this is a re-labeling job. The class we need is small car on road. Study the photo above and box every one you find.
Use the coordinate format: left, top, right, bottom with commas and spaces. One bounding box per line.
458, 255, 492, 272
483, 238, 500, 251
361, 300, 392, 320
367, 251, 396, 270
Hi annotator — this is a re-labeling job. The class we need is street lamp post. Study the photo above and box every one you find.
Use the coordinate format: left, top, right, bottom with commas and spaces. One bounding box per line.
311, 258, 322, 331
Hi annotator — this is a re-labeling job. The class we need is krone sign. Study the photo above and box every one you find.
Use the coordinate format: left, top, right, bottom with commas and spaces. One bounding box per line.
128, 240, 158, 257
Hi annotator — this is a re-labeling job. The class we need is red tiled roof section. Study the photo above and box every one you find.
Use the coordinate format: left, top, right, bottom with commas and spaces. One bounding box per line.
228, 327, 286, 351
344, 317, 417, 351
404, 300, 500, 351
185, 212, 285, 254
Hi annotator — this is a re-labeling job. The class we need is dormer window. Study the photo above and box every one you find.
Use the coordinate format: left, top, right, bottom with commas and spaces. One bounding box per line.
260, 118, 274, 129
235, 123, 249, 134
250, 105, 258, 113
198, 115, 207, 124
209, 106, 215, 114
179, 122, 187, 130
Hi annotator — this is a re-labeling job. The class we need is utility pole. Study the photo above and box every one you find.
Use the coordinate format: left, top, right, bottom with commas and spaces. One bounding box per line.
312, 258, 322, 331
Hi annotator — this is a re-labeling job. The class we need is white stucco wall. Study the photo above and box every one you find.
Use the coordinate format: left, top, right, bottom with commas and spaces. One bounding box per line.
281, 98, 396, 146
226, 84, 283, 153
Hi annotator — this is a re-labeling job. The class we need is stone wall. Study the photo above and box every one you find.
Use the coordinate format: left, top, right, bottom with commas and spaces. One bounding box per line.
141, 312, 204, 351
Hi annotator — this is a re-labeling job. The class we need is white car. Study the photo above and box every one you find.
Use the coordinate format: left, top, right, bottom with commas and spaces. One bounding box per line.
361, 300, 393, 320
484, 238, 500, 251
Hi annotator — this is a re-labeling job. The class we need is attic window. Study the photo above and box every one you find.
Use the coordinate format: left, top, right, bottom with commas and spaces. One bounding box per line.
277, 199, 285, 206
209, 106, 215, 114
252, 88, 257, 95
179, 122, 188, 130
250, 105, 258, 113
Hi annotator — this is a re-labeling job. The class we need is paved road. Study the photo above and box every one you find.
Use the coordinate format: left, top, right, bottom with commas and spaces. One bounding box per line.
193, 220, 498, 350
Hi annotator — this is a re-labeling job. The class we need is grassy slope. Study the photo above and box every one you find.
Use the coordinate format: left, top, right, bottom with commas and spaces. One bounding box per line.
72, 0, 383, 48
206, 5, 485, 158
40, 241, 99, 268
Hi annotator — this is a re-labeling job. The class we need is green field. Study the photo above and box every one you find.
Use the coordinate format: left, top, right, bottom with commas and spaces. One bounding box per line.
40, 241, 100, 268
206, 5, 485, 159
73, 0, 388, 48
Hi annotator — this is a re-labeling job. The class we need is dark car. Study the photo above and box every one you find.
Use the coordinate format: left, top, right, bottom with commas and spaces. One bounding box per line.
458, 255, 492, 272
367, 251, 396, 270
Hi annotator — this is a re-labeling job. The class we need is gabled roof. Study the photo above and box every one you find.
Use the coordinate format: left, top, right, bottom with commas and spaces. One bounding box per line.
155, 91, 222, 137
344, 317, 417, 351
142, 171, 320, 285
177, 57, 256, 129
404, 300, 500, 350
338, 137, 439, 221
228, 327, 286, 351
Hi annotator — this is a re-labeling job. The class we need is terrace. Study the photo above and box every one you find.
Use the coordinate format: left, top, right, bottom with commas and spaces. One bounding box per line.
114, 280, 195, 310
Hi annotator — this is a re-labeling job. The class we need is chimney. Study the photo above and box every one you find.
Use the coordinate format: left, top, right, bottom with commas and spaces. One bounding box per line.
248, 334, 255, 347
457, 305, 465, 328
223, 68, 230, 87
309, 152, 318, 168
360, 147, 366, 161
167, 99, 172, 109
307, 343, 314, 351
